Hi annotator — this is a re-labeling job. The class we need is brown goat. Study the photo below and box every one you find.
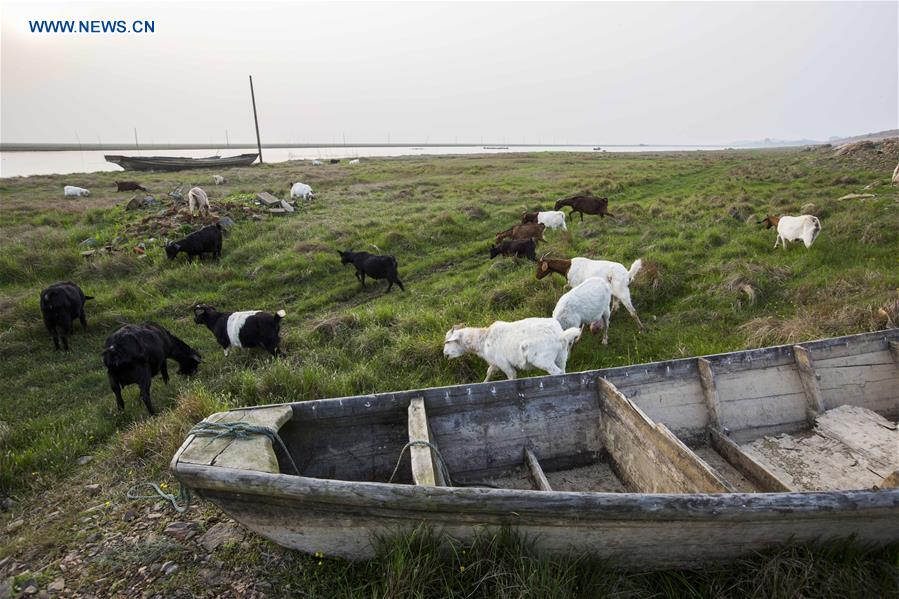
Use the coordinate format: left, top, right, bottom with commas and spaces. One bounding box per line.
553, 195, 614, 222
535, 256, 572, 280
495, 222, 546, 242
521, 211, 539, 224
758, 215, 781, 229
116, 181, 147, 192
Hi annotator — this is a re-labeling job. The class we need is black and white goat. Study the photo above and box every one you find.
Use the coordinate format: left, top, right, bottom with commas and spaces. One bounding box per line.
338, 250, 405, 292
193, 304, 286, 357
165, 224, 223, 262
40, 281, 93, 350
102, 323, 202, 415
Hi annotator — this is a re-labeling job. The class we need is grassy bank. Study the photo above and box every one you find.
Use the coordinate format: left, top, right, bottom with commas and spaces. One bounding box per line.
1, 147, 898, 596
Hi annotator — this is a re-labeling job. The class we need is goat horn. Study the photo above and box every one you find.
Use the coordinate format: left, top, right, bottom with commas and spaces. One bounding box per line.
539, 251, 550, 261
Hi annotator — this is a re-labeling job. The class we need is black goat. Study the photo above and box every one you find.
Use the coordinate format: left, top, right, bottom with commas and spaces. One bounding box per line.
165, 224, 223, 262
102, 323, 201, 415
338, 250, 405, 292
116, 181, 147, 192
490, 238, 537, 261
193, 304, 286, 357
40, 282, 93, 350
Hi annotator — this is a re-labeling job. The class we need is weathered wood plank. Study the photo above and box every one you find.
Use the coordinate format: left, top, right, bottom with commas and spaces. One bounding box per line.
793, 345, 826, 422
524, 448, 553, 492
597, 378, 731, 493
408, 397, 444, 486
697, 358, 722, 431
813, 405, 898, 477
708, 428, 793, 492
177, 406, 293, 474
889, 341, 899, 365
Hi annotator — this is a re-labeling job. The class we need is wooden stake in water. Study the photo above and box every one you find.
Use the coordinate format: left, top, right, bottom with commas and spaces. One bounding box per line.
249, 75, 263, 164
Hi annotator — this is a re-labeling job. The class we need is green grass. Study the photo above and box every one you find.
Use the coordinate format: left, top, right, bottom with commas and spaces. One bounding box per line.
1, 148, 898, 595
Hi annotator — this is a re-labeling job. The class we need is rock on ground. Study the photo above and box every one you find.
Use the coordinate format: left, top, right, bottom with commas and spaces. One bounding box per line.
199, 522, 244, 551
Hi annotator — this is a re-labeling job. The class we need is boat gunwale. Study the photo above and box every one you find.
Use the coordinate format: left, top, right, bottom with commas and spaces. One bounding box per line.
172, 462, 899, 521
197, 329, 899, 418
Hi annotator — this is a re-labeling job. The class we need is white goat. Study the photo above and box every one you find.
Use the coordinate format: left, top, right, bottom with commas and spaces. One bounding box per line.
537, 210, 567, 231
290, 182, 315, 200
349, 158, 360, 165
537, 256, 644, 330
212, 175, 226, 185
311, 159, 323, 166
64, 185, 90, 197
759, 215, 821, 249
892, 162, 898, 186
552, 277, 613, 344
187, 187, 210, 217
443, 317, 582, 382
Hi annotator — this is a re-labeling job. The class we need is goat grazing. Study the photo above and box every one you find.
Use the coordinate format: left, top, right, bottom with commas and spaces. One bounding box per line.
521, 210, 567, 231
490, 238, 537, 261
552, 277, 613, 344
102, 323, 201, 415
443, 318, 582, 382
64, 185, 90, 197
165, 224, 223, 262
759, 215, 821, 249
193, 304, 286, 357
212, 175, 226, 185
338, 250, 405, 292
116, 181, 147, 192
553, 195, 614, 222
495, 222, 546, 243
187, 186, 210, 217
290, 182, 316, 200
40, 282, 93, 350
537, 255, 644, 330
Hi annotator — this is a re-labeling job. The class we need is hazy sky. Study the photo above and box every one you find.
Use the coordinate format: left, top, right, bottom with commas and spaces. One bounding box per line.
2, 1, 897, 145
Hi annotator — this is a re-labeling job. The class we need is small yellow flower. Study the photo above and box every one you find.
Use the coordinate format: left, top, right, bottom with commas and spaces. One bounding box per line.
160, 482, 169, 489
459, 565, 466, 572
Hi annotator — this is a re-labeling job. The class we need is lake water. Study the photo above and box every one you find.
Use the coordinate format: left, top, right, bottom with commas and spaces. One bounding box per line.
0, 145, 728, 178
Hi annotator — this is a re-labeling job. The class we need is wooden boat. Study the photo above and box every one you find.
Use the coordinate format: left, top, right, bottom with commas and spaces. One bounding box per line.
171, 330, 899, 569
104, 153, 258, 171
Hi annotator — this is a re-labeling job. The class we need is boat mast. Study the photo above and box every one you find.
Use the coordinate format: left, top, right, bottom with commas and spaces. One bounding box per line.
249, 75, 263, 164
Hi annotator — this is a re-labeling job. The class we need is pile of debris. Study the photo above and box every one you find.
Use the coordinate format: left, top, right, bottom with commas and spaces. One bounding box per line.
255, 192, 300, 216
80, 191, 298, 259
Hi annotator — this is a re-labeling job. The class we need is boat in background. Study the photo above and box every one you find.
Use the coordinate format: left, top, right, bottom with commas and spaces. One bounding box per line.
105, 153, 258, 171
172, 329, 899, 568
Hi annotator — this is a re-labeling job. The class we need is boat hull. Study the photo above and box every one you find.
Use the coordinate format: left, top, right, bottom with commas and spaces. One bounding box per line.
104, 153, 258, 171
172, 329, 899, 568
176, 462, 899, 567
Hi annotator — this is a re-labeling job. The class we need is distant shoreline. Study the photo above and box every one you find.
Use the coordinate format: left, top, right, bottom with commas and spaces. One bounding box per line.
4, 142, 722, 152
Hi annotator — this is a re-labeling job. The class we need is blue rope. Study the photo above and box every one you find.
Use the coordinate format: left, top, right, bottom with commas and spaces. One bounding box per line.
127, 481, 191, 513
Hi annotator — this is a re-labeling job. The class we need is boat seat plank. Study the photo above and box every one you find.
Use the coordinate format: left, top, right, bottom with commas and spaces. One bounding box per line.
597, 378, 731, 493
707, 428, 794, 492
524, 448, 553, 492
814, 405, 899, 477
691, 445, 761, 493
177, 406, 293, 474
408, 398, 445, 486
740, 406, 897, 491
